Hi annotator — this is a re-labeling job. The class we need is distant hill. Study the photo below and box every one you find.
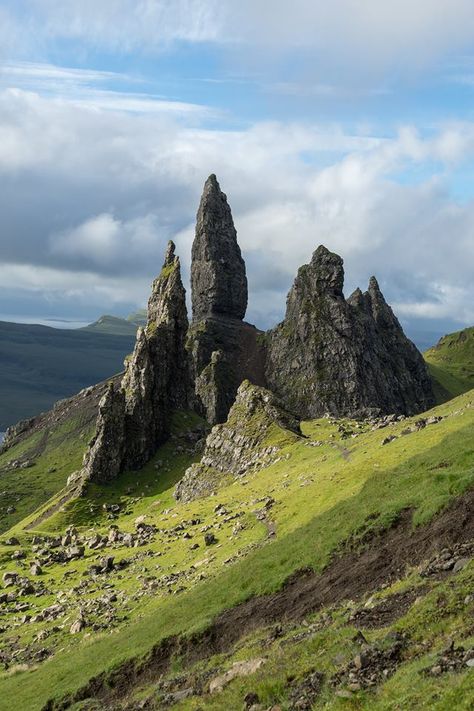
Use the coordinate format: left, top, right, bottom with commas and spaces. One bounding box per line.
81, 314, 140, 336
424, 326, 474, 402
126, 308, 147, 327
0, 319, 137, 430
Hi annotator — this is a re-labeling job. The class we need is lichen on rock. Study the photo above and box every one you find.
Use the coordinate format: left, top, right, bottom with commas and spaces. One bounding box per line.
174, 380, 301, 502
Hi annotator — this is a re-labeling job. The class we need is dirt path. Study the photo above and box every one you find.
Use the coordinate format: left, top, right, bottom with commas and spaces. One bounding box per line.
47, 487, 474, 710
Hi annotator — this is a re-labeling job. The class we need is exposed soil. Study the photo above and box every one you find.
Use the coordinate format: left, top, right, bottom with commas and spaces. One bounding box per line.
348, 586, 428, 629
45, 486, 474, 710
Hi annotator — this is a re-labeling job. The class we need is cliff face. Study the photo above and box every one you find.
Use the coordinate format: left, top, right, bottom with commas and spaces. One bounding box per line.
82, 241, 189, 484
188, 175, 266, 425
265, 245, 434, 418
121, 241, 189, 469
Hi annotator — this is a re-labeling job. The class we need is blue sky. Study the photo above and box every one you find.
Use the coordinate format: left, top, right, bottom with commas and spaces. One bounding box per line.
1, 1, 474, 347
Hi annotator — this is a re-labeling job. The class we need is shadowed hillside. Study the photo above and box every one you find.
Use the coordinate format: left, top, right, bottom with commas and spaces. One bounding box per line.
0, 320, 136, 429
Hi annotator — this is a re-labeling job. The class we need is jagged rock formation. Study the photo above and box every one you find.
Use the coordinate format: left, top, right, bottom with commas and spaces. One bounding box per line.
191, 174, 247, 321
56, 180, 434, 493
265, 245, 435, 418
174, 380, 301, 502
81, 241, 189, 485
81, 383, 125, 484
120, 241, 189, 469
188, 175, 266, 425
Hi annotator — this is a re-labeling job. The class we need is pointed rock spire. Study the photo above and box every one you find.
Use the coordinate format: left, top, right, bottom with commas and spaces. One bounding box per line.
147, 240, 188, 341
191, 174, 248, 321
285, 244, 345, 322
80, 242, 190, 484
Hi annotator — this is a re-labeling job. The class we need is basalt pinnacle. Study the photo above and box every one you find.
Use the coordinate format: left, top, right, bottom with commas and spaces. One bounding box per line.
81, 240, 189, 484
191, 174, 248, 321
188, 176, 265, 425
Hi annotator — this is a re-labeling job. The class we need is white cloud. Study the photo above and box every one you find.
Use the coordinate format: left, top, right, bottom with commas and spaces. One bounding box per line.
1, 84, 474, 331
3, 1, 474, 79
51, 213, 160, 267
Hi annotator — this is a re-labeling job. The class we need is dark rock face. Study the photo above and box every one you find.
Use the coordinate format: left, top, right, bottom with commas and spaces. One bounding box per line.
121, 241, 189, 469
188, 176, 266, 425
191, 174, 247, 321
188, 317, 267, 425
82, 383, 125, 484
266, 245, 435, 418
81, 241, 189, 484
174, 380, 301, 502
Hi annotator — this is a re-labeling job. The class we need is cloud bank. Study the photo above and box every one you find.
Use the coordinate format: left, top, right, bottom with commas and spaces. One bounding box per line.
0, 83, 473, 338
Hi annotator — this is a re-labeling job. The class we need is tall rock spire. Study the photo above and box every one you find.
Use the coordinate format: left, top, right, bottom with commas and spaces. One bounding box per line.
81, 241, 190, 484
187, 175, 266, 425
121, 240, 189, 468
191, 174, 248, 321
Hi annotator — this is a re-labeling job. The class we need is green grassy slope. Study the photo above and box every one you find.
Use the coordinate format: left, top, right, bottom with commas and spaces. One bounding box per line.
0, 320, 135, 429
0, 391, 473, 710
424, 327, 474, 403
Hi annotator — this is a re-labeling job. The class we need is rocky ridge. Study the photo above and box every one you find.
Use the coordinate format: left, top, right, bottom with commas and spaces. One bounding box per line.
175, 380, 302, 502
266, 246, 434, 419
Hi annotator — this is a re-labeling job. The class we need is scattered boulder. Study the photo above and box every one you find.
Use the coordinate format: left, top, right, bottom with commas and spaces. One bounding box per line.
422, 641, 474, 676
209, 658, 266, 693
288, 670, 324, 710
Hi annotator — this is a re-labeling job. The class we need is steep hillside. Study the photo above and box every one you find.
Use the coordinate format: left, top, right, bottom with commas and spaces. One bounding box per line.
0, 390, 473, 710
424, 327, 474, 403
0, 320, 136, 429
0, 378, 119, 533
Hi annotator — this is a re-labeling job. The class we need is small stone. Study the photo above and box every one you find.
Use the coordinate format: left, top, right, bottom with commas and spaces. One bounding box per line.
453, 557, 471, 573
204, 532, 217, 546
70, 617, 85, 634
335, 690, 353, 698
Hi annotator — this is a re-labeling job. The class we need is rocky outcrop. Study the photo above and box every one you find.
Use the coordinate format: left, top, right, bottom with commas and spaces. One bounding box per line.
81, 241, 189, 485
265, 245, 435, 418
188, 176, 266, 425
174, 380, 301, 502
191, 174, 247, 321
81, 383, 125, 484
121, 241, 189, 469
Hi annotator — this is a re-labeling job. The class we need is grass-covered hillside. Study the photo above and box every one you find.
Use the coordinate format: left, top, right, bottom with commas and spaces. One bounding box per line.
0, 388, 473, 710
0, 379, 115, 533
0, 320, 136, 430
424, 327, 474, 403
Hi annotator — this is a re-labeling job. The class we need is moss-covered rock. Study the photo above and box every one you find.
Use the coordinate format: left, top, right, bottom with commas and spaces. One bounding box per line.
174, 380, 301, 502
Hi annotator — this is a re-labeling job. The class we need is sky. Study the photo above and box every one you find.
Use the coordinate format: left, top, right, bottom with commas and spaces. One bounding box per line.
1, 1, 474, 348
